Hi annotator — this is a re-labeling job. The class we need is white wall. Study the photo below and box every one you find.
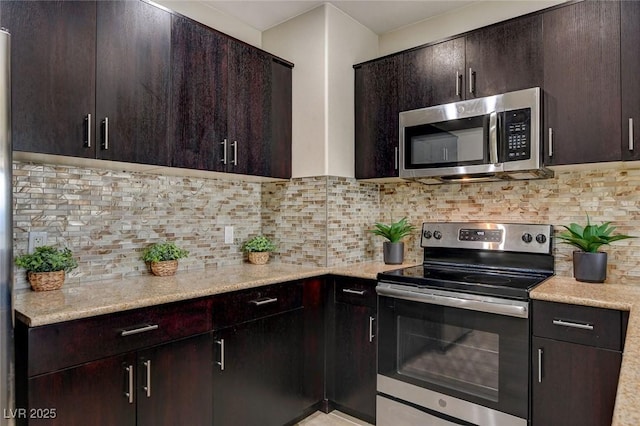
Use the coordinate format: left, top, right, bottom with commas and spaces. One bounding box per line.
155, 0, 262, 47
263, 4, 377, 178
379, 0, 564, 55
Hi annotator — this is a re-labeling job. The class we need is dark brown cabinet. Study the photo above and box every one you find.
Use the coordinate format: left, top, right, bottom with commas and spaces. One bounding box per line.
531, 301, 627, 426
171, 16, 292, 178
211, 280, 315, 426
542, 0, 621, 165
354, 56, 402, 179
621, 0, 640, 161
3, 0, 172, 166
326, 277, 377, 424
14, 298, 213, 426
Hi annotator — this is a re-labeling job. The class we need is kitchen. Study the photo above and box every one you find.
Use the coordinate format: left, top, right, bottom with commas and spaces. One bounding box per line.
2, 0, 640, 425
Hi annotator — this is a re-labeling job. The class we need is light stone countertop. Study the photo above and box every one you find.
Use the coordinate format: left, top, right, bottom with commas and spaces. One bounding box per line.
531, 276, 640, 426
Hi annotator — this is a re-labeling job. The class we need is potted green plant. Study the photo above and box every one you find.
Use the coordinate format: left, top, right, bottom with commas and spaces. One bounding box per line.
241, 235, 276, 265
15, 245, 78, 291
370, 217, 416, 264
557, 215, 635, 283
141, 241, 189, 276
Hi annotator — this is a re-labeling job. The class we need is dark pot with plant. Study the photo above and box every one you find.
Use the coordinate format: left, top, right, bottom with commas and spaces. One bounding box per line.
557, 215, 635, 283
241, 235, 276, 265
142, 242, 189, 276
370, 217, 416, 265
15, 245, 78, 291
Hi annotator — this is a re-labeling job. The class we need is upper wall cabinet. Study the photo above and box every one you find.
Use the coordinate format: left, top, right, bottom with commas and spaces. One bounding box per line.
401, 14, 542, 111
621, 0, 640, 161
354, 56, 402, 179
542, 0, 621, 165
4, 0, 172, 166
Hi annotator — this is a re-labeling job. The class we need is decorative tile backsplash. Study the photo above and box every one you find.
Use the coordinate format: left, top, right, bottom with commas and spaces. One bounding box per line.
13, 160, 640, 289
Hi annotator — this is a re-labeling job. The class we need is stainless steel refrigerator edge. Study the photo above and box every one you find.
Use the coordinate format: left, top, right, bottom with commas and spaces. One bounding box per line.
0, 28, 13, 426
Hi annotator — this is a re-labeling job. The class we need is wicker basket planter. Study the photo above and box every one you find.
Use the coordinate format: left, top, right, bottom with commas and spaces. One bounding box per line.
149, 260, 179, 276
248, 252, 270, 265
28, 270, 65, 292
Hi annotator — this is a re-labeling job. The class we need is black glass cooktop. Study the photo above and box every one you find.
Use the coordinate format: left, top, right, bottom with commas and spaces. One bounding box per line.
377, 264, 551, 300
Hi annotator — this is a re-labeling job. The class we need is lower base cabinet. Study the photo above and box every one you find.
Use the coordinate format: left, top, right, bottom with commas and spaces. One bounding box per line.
531, 301, 627, 426
326, 277, 377, 424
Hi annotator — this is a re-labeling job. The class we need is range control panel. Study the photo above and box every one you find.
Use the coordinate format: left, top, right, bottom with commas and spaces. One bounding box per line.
421, 222, 552, 254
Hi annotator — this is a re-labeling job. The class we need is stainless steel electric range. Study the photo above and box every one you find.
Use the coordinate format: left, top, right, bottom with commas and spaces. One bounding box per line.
376, 222, 554, 426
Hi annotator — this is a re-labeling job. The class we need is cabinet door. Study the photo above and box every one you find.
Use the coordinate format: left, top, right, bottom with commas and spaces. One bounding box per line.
226, 39, 271, 176
621, 0, 640, 161
2, 1, 96, 158
137, 334, 213, 426
402, 37, 465, 110
213, 309, 304, 426
171, 16, 228, 172
27, 353, 136, 426
542, 1, 621, 165
354, 56, 402, 179
267, 59, 293, 179
330, 302, 376, 424
465, 14, 542, 98
95, 0, 172, 166
532, 336, 621, 426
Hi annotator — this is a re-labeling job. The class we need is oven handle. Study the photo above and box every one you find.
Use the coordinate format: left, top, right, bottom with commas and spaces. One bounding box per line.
376, 286, 528, 319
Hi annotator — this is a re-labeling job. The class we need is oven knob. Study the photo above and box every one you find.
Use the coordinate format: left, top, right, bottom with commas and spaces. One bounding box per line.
433, 231, 442, 240
423, 230, 432, 239
522, 233, 533, 243
536, 234, 547, 244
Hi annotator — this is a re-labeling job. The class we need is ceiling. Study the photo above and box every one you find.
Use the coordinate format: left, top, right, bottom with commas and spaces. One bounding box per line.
199, 1, 477, 34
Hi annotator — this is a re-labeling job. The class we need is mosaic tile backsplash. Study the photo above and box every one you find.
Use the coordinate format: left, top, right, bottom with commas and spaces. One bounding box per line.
12, 160, 640, 289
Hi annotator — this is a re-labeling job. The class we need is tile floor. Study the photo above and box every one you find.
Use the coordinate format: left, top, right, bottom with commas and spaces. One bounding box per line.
296, 411, 373, 426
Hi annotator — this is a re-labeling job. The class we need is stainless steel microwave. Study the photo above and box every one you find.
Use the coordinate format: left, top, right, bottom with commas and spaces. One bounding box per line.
399, 87, 552, 183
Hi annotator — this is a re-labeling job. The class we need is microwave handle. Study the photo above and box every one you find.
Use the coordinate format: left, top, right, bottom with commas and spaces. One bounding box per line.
489, 111, 498, 164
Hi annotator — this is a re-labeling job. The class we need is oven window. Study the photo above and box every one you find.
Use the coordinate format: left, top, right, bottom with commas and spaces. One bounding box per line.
397, 316, 499, 402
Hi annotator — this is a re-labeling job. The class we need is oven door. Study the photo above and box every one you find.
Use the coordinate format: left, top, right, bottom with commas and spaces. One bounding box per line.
377, 284, 530, 426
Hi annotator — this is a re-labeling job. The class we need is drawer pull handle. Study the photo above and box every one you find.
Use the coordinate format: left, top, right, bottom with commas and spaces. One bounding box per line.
120, 324, 159, 337
552, 319, 594, 330
342, 288, 366, 296
125, 365, 134, 404
250, 297, 278, 306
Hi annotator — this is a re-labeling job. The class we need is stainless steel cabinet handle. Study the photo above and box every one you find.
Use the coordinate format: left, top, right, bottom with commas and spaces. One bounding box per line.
548, 127, 553, 157
468, 67, 475, 94
120, 324, 159, 337
537, 348, 543, 383
394, 147, 399, 170
85, 114, 91, 148
102, 117, 109, 150
125, 365, 134, 404
221, 139, 228, 165
629, 118, 634, 151
143, 360, 151, 397
369, 316, 375, 343
552, 319, 594, 330
216, 339, 225, 371
232, 140, 238, 166
250, 297, 278, 306
342, 288, 366, 296
455, 71, 461, 97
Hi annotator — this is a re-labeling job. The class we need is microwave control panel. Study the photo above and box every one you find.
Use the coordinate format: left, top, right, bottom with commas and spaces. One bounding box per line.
503, 108, 531, 161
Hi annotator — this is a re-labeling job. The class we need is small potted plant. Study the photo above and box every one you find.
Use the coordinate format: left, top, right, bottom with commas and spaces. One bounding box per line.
557, 215, 635, 283
241, 235, 276, 265
141, 241, 189, 276
370, 217, 416, 264
15, 245, 78, 291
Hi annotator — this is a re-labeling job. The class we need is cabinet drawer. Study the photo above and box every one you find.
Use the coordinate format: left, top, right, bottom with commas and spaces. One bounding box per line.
532, 300, 624, 351
212, 281, 303, 330
25, 297, 212, 377
335, 278, 377, 308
